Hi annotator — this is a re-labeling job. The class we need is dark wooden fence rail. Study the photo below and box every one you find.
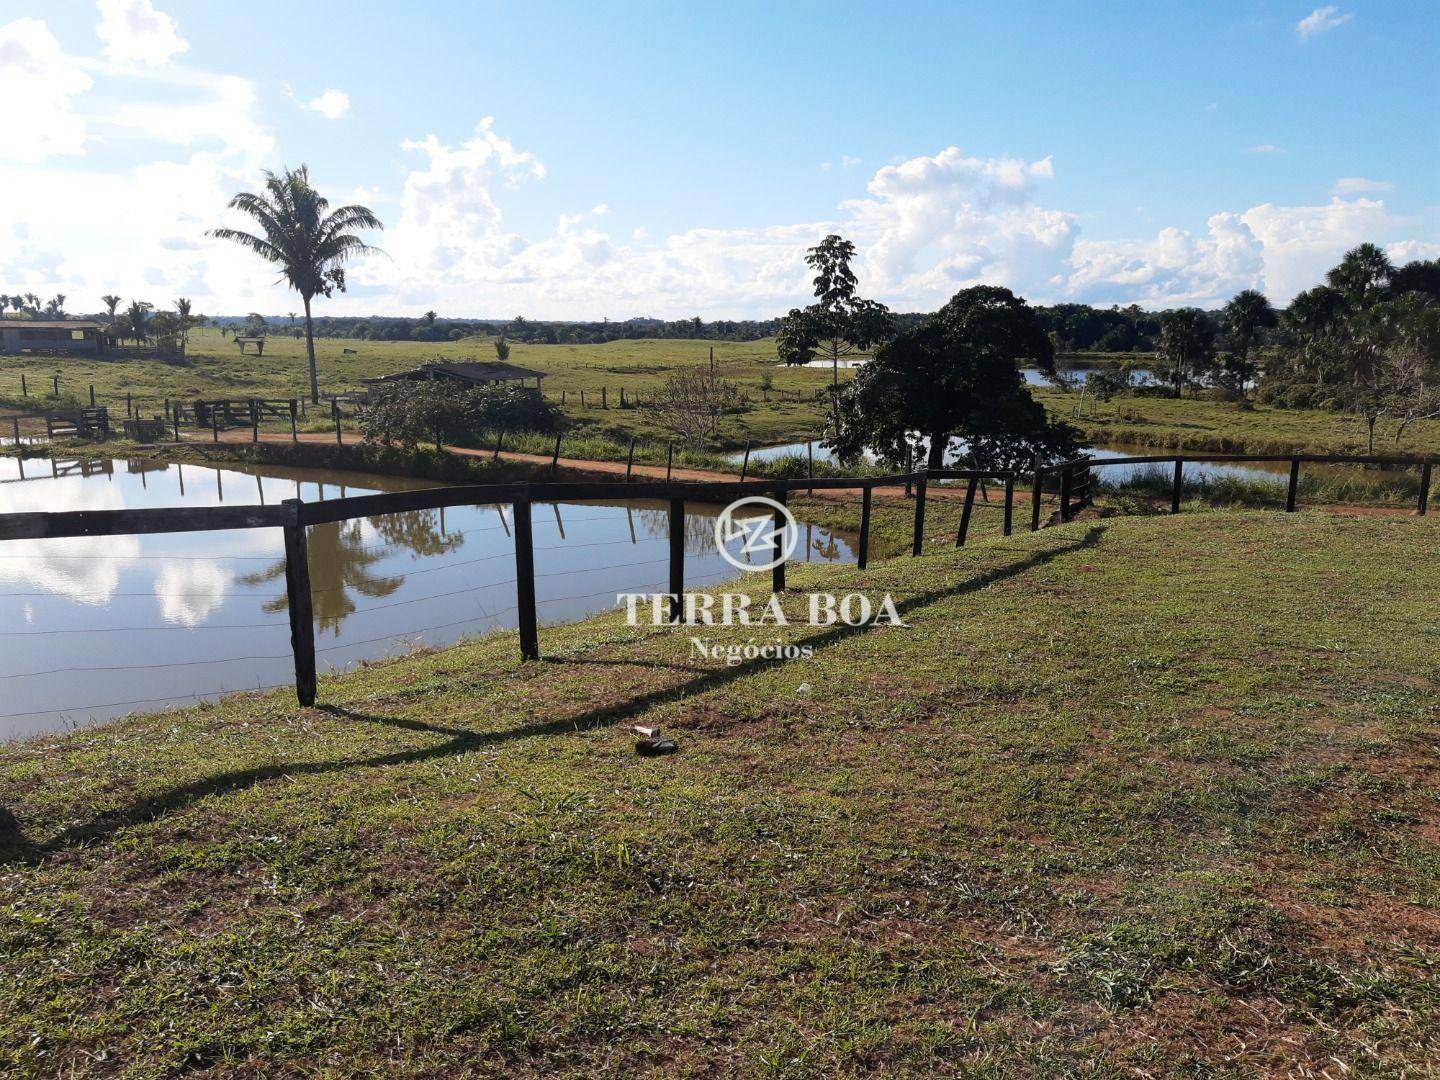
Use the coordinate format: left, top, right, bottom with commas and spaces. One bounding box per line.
0, 450, 1432, 710
1081, 451, 1436, 516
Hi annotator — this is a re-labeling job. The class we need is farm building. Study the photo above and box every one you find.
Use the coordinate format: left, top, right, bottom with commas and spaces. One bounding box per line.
366, 361, 546, 389
0, 320, 111, 355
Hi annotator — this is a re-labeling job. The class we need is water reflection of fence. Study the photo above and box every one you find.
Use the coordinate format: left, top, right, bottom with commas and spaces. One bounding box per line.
0, 453, 1431, 714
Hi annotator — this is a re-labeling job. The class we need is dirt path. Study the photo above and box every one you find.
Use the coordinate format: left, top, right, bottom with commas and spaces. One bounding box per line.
182, 429, 978, 501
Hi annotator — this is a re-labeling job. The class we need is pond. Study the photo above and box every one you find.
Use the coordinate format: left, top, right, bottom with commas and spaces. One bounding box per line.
729, 439, 1418, 492
1020, 366, 1157, 387
0, 456, 857, 741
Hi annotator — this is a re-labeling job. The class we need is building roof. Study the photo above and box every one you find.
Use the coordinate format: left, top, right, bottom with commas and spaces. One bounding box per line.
0, 320, 107, 331
368, 361, 546, 383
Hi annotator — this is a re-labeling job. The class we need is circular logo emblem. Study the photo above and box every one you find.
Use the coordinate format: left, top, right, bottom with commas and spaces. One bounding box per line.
715, 495, 799, 572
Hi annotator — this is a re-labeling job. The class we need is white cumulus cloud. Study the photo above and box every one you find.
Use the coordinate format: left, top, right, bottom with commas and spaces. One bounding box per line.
96, 0, 188, 67
300, 88, 350, 120
0, 18, 92, 162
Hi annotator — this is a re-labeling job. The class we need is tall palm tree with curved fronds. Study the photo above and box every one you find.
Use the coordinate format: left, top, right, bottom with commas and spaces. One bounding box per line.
209, 165, 383, 403
174, 297, 193, 353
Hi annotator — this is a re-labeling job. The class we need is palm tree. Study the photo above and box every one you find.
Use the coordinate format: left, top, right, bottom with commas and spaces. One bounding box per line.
101, 294, 122, 321
1219, 289, 1277, 396
174, 297, 193, 352
209, 165, 383, 403
126, 300, 154, 345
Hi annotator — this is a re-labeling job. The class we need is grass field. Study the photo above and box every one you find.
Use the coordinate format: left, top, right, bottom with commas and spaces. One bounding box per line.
1035, 386, 1440, 457
2, 510, 1437, 1075
6, 326, 1440, 456
0, 327, 836, 448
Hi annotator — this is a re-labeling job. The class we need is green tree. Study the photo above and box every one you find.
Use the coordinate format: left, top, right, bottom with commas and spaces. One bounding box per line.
101, 294, 122, 321
494, 337, 510, 362
830, 285, 1075, 471
1218, 289, 1276, 396
777, 234, 894, 389
173, 297, 193, 352
1156, 308, 1216, 397
210, 165, 383, 403
1326, 243, 1393, 307
1390, 259, 1440, 303
124, 300, 154, 344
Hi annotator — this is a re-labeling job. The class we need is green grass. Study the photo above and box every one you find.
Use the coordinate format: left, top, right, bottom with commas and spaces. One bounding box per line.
8, 327, 1440, 460
2, 511, 1438, 1075
0, 328, 837, 449
1037, 385, 1440, 456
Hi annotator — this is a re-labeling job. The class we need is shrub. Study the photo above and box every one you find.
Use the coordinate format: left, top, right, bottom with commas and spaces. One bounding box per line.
359, 381, 561, 450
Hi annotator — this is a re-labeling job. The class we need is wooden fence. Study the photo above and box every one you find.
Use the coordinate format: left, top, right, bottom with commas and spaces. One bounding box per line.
0, 451, 1431, 711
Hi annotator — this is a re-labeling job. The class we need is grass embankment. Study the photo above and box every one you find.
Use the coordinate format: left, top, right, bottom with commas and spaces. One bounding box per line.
1034, 385, 1440, 456
3, 511, 1438, 1075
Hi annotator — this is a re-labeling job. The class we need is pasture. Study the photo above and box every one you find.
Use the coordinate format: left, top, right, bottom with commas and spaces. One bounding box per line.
6, 326, 1440, 456
1, 510, 1437, 1074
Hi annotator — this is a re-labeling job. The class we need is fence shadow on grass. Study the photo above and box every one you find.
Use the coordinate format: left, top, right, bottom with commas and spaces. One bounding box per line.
0, 526, 1106, 865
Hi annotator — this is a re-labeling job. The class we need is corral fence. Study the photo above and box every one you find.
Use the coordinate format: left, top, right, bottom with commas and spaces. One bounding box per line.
0, 451, 1432, 711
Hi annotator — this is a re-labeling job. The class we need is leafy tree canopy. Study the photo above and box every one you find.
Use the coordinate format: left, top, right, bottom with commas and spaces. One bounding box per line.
830, 285, 1076, 472
777, 235, 895, 381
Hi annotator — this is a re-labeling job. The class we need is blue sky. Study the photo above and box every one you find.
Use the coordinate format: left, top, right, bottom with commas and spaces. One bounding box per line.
2, 0, 1436, 318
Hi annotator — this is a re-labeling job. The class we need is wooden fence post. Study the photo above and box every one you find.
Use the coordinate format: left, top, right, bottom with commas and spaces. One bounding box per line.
289, 400, 298, 443
1171, 457, 1184, 514
858, 484, 873, 569
281, 499, 317, 707
911, 471, 928, 556
1059, 466, 1074, 524
211, 409, 219, 443
626, 438, 636, 481
332, 398, 342, 445
1003, 473, 1015, 536
173, 411, 181, 442
53, 375, 59, 396
669, 498, 685, 623
513, 498, 539, 660
20, 373, 26, 397
551, 431, 563, 474
89, 384, 95, 406
772, 488, 788, 593
126, 392, 132, 418
1286, 457, 1301, 513
956, 476, 979, 545
11, 417, 19, 447
1419, 460, 1432, 516
251, 399, 259, 443
493, 429, 505, 461
1031, 453, 1043, 531
666, 441, 674, 481
739, 442, 751, 481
